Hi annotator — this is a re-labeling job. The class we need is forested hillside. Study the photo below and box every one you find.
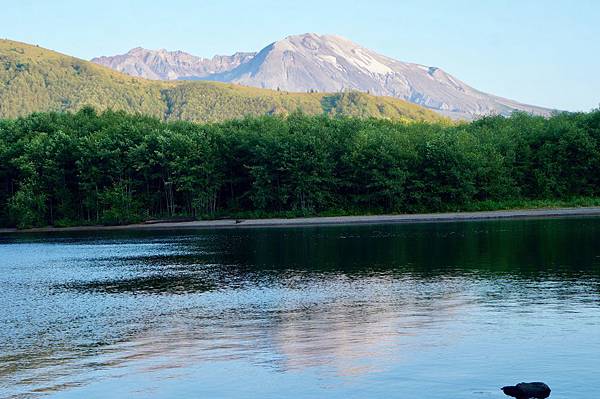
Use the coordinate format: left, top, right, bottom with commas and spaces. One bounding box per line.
1, 109, 599, 228
0, 39, 445, 123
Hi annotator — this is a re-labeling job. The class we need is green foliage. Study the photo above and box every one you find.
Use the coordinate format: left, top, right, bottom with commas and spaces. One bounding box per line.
7, 178, 46, 229
0, 39, 447, 124
1, 108, 600, 228
98, 180, 144, 225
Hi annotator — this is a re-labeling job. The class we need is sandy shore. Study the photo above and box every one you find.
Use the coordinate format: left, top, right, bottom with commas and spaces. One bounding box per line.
1, 206, 600, 234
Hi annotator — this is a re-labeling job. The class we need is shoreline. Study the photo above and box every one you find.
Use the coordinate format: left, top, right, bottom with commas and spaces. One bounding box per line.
1, 206, 600, 234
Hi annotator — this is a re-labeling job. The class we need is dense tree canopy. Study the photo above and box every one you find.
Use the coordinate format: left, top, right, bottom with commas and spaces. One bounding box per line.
1, 109, 599, 228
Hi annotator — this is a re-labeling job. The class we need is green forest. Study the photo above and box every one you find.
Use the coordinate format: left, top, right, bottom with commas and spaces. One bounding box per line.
1, 108, 599, 228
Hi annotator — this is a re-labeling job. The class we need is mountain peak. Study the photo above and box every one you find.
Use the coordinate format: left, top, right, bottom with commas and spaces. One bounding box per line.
91, 34, 553, 119
126, 46, 151, 55
282, 32, 330, 41
277, 33, 359, 51
282, 32, 354, 43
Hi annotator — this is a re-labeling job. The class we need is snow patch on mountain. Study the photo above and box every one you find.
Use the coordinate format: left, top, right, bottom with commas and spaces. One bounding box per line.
92, 33, 554, 119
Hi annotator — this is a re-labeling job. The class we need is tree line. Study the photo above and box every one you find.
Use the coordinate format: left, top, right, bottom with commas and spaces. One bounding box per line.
1, 107, 599, 228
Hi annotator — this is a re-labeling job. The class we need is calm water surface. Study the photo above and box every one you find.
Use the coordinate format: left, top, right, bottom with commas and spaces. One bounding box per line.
1, 218, 599, 398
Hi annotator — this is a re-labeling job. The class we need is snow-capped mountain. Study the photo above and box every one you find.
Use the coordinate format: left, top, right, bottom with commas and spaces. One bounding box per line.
92, 33, 553, 119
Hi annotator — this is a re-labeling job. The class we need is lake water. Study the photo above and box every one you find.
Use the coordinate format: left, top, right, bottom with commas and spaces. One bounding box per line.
1, 217, 599, 399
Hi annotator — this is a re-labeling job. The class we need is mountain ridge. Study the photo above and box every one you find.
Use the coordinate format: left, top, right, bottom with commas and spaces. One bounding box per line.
92, 47, 256, 80
92, 33, 554, 119
0, 38, 447, 123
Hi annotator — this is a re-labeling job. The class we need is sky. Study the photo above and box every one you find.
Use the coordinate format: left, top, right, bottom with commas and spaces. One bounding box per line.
1, 0, 599, 111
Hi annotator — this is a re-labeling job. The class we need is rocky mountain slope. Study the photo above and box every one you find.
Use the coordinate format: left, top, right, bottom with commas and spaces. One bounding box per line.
92, 47, 255, 80
0, 39, 447, 123
93, 33, 554, 119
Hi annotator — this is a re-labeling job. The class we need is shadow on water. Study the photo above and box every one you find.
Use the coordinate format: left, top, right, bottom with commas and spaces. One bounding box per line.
59, 274, 216, 295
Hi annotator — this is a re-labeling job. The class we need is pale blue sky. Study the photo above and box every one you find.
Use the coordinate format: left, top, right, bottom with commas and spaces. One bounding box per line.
2, 0, 598, 111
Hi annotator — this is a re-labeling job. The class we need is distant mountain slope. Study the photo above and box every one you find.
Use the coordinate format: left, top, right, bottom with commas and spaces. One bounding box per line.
92, 47, 256, 80
93, 33, 554, 119
0, 39, 447, 123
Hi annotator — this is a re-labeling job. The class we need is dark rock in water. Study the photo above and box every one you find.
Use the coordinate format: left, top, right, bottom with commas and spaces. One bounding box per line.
501, 382, 551, 399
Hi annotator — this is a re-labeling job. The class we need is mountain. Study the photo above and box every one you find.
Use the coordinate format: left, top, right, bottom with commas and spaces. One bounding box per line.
92, 47, 256, 80
0, 39, 447, 123
93, 33, 554, 119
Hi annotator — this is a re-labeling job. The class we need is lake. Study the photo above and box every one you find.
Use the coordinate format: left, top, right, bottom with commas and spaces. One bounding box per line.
1, 217, 599, 398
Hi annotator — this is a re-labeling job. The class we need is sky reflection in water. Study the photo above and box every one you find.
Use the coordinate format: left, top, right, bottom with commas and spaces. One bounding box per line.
1, 217, 599, 398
